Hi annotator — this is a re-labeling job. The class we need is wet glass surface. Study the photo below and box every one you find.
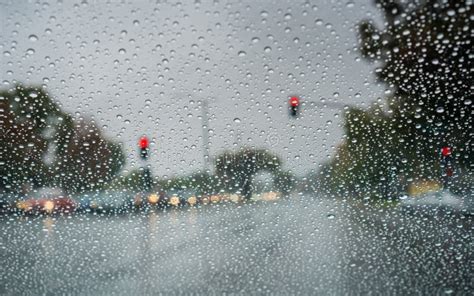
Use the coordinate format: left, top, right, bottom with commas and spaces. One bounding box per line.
1, 0, 472, 294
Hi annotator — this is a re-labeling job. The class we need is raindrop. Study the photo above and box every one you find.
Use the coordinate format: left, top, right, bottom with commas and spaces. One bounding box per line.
118, 48, 126, 54
251, 37, 260, 43
238, 51, 246, 57
327, 214, 335, 220
463, 99, 472, 105
233, 118, 241, 123
28, 34, 38, 41
436, 106, 444, 113
399, 195, 408, 200
264, 46, 272, 53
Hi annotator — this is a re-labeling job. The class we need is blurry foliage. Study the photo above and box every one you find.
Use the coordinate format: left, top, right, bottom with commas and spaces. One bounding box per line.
215, 148, 282, 199
323, 0, 473, 198
106, 168, 154, 192
157, 172, 224, 195
274, 170, 296, 196
0, 84, 125, 194
108, 148, 294, 197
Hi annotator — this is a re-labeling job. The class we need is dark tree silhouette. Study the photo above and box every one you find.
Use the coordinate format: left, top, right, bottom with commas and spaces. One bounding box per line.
323, 0, 472, 197
0, 84, 125, 194
215, 148, 281, 200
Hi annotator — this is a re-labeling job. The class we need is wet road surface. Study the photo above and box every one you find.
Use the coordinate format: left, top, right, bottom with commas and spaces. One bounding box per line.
0, 195, 472, 295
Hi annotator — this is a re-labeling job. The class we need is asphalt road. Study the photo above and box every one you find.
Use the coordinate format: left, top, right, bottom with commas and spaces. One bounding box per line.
0, 195, 472, 295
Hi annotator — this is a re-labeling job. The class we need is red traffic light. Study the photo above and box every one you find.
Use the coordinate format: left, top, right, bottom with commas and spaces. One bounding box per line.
441, 146, 451, 157
289, 96, 300, 107
139, 136, 149, 149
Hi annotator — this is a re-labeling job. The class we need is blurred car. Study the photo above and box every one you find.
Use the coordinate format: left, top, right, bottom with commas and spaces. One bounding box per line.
74, 190, 133, 214
399, 190, 473, 216
17, 188, 76, 215
166, 189, 200, 207
128, 191, 168, 210
251, 191, 281, 202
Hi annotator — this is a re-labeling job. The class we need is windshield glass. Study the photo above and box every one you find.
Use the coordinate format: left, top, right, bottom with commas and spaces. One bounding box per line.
1, 0, 472, 294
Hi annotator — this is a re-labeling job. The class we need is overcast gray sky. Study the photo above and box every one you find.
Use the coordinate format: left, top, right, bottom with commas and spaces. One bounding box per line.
1, 0, 386, 178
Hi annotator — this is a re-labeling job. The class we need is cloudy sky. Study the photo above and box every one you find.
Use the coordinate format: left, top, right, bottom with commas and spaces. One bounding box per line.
1, 0, 386, 178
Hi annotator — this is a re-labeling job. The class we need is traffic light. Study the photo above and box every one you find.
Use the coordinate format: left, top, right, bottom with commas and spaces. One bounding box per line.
289, 96, 300, 117
440, 146, 454, 185
139, 136, 149, 160
441, 146, 451, 157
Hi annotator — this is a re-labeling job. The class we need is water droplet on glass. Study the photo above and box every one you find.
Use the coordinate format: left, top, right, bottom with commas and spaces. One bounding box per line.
28, 34, 38, 41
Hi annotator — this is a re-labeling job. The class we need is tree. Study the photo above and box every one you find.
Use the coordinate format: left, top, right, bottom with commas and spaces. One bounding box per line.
215, 148, 281, 200
325, 0, 472, 197
0, 84, 125, 194
50, 118, 125, 193
358, 0, 472, 164
274, 170, 296, 196
1, 85, 60, 190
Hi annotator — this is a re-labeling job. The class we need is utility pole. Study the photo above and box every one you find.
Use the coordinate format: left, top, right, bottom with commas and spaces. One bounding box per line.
200, 99, 211, 172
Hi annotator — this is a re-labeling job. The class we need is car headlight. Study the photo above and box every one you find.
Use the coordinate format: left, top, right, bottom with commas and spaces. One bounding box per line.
148, 193, 159, 204
210, 195, 220, 203
43, 200, 55, 213
16, 201, 27, 211
187, 196, 197, 206
169, 196, 180, 206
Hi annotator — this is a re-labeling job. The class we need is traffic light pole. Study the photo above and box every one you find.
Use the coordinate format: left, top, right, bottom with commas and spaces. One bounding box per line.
139, 136, 152, 192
